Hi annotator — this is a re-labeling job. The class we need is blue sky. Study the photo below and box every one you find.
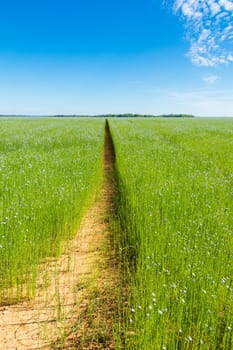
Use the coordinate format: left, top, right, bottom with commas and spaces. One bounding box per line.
0, 0, 233, 116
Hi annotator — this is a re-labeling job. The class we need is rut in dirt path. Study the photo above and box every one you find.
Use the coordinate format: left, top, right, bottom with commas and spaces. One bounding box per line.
0, 120, 118, 350
62, 120, 119, 350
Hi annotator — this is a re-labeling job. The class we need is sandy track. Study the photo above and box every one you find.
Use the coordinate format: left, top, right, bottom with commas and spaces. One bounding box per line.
0, 122, 117, 349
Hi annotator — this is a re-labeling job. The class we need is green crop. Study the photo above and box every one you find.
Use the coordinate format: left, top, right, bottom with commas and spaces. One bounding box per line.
109, 118, 233, 350
2, 116, 233, 349
0, 117, 105, 303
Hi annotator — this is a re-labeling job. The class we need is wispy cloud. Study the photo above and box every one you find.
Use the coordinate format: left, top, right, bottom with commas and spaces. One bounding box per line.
154, 86, 233, 116
203, 73, 220, 84
172, 0, 233, 67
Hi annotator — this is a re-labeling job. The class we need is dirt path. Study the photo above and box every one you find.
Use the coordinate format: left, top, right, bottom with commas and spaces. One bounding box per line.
0, 122, 118, 349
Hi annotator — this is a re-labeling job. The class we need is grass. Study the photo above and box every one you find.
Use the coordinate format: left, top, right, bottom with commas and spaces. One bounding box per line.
0, 117, 105, 304
2, 116, 233, 349
109, 117, 233, 349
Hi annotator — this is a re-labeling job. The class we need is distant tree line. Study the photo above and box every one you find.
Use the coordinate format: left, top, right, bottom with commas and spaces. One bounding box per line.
159, 114, 194, 118
52, 113, 195, 118
0, 113, 195, 118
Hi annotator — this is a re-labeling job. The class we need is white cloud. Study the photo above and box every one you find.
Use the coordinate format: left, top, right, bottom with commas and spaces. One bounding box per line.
203, 74, 220, 84
219, 0, 233, 11
227, 53, 233, 60
173, 0, 233, 66
209, 2, 221, 16
157, 87, 233, 116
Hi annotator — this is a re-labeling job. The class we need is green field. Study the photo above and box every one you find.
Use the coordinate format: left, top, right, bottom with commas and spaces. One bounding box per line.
109, 118, 233, 349
1, 117, 233, 349
0, 118, 105, 302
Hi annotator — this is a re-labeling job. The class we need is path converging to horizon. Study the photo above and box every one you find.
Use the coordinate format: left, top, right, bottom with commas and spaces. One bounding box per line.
0, 121, 118, 349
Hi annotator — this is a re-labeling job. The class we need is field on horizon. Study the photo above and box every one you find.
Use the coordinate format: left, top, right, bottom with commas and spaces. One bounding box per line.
1, 116, 233, 349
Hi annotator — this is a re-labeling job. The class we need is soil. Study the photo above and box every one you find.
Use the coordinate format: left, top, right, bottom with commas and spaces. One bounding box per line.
0, 122, 118, 349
